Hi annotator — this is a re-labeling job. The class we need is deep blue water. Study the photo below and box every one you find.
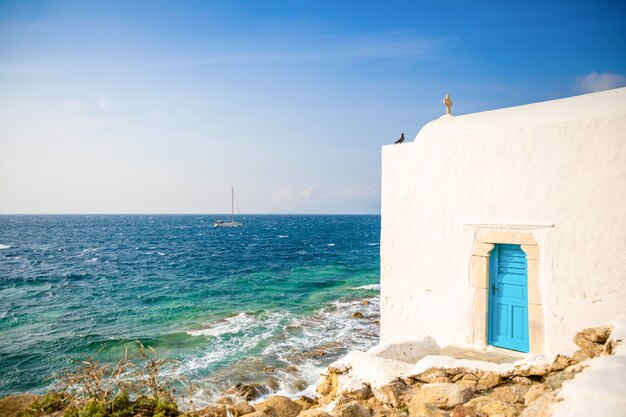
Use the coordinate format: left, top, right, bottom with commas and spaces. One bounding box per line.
0, 215, 380, 401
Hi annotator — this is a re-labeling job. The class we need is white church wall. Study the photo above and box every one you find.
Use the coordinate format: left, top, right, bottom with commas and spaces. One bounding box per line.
380, 87, 626, 356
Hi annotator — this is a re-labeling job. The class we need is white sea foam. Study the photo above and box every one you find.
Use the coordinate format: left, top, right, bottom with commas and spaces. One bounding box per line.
351, 284, 380, 290
181, 296, 380, 403
366, 242, 380, 246
278, 235, 289, 238
86, 258, 98, 263
0, 244, 11, 250
327, 243, 336, 247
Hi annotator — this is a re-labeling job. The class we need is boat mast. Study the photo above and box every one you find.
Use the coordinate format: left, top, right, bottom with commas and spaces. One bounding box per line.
231, 187, 234, 220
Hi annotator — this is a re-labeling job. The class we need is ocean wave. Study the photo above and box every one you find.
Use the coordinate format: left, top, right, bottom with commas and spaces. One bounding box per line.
182, 296, 380, 402
351, 284, 380, 290
366, 242, 380, 246
327, 243, 335, 247
0, 244, 11, 250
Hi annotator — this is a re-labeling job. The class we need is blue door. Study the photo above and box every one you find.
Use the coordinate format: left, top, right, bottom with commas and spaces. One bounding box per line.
488, 244, 529, 352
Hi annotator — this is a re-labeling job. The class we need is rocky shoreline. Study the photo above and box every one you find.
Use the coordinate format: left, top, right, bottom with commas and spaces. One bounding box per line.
1, 319, 624, 417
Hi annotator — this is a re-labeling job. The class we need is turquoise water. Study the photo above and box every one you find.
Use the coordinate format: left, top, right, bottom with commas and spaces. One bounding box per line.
0, 215, 380, 401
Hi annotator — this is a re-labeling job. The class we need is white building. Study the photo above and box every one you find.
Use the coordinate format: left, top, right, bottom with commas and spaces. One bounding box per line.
380, 87, 626, 356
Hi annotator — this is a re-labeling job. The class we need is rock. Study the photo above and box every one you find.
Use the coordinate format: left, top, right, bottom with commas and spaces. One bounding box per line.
289, 378, 309, 392
510, 377, 533, 386
360, 300, 370, 306
299, 396, 316, 405
218, 396, 236, 405
464, 396, 522, 417
571, 349, 589, 363
408, 403, 448, 417
334, 401, 371, 417
488, 384, 529, 405
577, 325, 611, 343
227, 383, 271, 401
265, 366, 276, 373
254, 396, 303, 417
286, 365, 300, 374
372, 381, 409, 407
408, 383, 473, 410
317, 382, 334, 397
573, 331, 606, 358
242, 412, 272, 417
476, 372, 502, 390
543, 364, 583, 390
295, 400, 312, 411
519, 391, 557, 417
517, 355, 576, 377
343, 383, 373, 401
198, 404, 229, 417
413, 368, 448, 383
267, 379, 281, 391
234, 402, 257, 416
299, 409, 332, 417
352, 312, 364, 319
523, 385, 547, 406
452, 405, 477, 417
0, 394, 40, 417
430, 377, 452, 383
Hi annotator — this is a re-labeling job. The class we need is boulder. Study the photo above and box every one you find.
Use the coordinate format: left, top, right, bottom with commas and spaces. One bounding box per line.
242, 412, 272, 417
198, 404, 229, 417
289, 378, 309, 392
464, 396, 522, 417
516, 355, 576, 378
352, 312, 364, 319
255, 396, 303, 417
476, 372, 502, 390
543, 364, 583, 390
488, 384, 529, 404
234, 402, 257, 416
286, 365, 300, 374
371, 381, 409, 407
452, 405, 477, 417
510, 377, 533, 386
299, 409, 332, 417
523, 385, 547, 406
518, 391, 557, 417
408, 383, 473, 410
317, 382, 334, 397
334, 401, 371, 417
227, 383, 271, 401
408, 403, 448, 417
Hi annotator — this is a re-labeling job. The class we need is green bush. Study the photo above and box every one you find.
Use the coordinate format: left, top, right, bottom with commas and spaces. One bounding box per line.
19, 392, 71, 416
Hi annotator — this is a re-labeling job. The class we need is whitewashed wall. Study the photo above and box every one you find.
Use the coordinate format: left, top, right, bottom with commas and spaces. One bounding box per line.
380, 87, 626, 356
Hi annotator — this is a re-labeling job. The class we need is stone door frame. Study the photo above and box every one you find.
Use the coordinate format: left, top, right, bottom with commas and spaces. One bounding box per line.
469, 230, 544, 354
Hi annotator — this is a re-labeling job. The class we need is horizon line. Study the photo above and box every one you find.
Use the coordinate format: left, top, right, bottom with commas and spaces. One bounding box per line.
0, 212, 381, 216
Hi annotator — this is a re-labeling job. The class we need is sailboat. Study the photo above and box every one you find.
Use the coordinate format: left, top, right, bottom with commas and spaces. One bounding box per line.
213, 187, 244, 228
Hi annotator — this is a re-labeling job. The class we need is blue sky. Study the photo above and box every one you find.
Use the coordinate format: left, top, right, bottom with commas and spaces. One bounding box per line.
1, 0, 625, 214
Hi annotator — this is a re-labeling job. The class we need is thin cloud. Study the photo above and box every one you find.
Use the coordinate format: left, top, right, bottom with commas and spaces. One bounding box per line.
163, 32, 445, 67
574, 72, 626, 94
272, 185, 316, 202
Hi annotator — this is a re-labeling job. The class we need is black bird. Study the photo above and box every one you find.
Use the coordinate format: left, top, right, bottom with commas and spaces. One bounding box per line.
395, 133, 405, 144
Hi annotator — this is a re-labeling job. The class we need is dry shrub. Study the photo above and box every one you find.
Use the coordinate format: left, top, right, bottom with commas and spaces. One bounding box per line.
57, 340, 195, 412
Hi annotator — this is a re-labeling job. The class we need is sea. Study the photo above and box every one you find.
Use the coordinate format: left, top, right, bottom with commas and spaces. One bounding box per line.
0, 215, 380, 403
